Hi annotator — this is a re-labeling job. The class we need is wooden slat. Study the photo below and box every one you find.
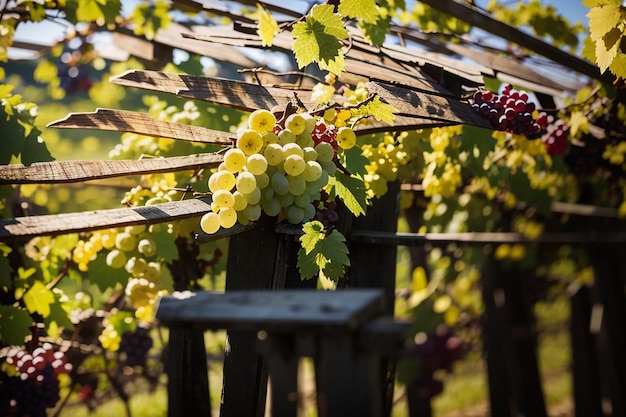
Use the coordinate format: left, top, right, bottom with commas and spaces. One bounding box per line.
156, 289, 384, 331
420, 0, 614, 84
0, 198, 212, 241
366, 81, 492, 128
111, 70, 316, 112
48, 108, 234, 145
0, 154, 222, 184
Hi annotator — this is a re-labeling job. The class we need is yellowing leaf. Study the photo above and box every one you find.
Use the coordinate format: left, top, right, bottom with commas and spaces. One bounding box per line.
338, 0, 379, 23
582, 0, 621, 7
311, 82, 336, 105
257, 4, 279, 47
595, 34, 620, 73
587, 5, 622, 41
569, 111, 590, 137
609, 51, 626, 78
22, 281, 54, 318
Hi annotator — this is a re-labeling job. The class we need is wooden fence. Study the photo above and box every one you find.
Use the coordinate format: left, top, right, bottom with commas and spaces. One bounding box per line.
2, 7, 625, 416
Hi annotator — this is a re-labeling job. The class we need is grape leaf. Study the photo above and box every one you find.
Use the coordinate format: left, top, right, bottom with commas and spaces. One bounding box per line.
329, 172, 367, 216
257, 4, 279, 47
292, 5, 348, 75
0, 254, 12, 290
23, 281, 55, 318
582, 0, 621, 8
76, 0, 121, 24
153, 226, 179, 263
338, 0, 379, 23
342, 146, 369, 177
297, 225, 350, 281
0, 305, 32, 345
45, 298, 75, 333
360, 96, 396, 125
89, 252, 130, 293
568, 111, 590, 137
587, 5, 622, 42
22, 128, 54, 165
360, 15, 391, 46
609, 52, 626, 78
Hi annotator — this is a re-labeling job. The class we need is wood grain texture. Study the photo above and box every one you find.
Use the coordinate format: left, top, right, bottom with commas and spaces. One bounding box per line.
48, 108, 234, 145
0, 154, 222, 184
0, 198, 212, 241
110, 70, 316, 111
156, 289, 384, 331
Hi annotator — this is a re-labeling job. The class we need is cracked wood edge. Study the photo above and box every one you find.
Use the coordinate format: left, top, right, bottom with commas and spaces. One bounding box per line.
0, 153, 223, 185
47, 108, 234, 145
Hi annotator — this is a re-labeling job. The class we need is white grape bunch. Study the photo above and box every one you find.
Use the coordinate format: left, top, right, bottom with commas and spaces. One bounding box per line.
200, 107, 357, 234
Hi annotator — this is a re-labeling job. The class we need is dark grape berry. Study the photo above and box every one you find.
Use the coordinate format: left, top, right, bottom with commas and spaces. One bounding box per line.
313, 192, 340, 227
472, 85, 543, 138
118, 326, 153, 368
406, 324, 465, 400
1, 344, 72, 417
542, 119, 569, 155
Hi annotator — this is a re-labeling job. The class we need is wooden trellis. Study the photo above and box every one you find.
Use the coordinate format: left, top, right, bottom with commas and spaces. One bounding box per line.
2, 2, 626, 416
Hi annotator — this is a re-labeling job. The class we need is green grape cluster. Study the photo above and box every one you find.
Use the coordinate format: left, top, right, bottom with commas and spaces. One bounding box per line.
421, 127, 463, 199
362, 132, 410, 200
200, 108, 357, 234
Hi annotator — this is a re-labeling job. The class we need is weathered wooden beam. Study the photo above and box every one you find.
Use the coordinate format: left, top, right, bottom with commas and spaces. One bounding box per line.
419, 0, 614, 84
0, 198, 212, 241
110, 70, 315, 111
0, 154, 222, 184
348, 230, 626, 245
48, 108, 234, 145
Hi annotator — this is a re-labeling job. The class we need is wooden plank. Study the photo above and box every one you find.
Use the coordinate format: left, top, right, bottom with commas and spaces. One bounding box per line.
348, 230, 626, 245
419, 0, 614, 84
48, 108, 234, 145
110, 70, 316, 112
0, 198, 212, 241
365, 81, 492, 128
0, 154, 222, 184
156, 289, 384, 331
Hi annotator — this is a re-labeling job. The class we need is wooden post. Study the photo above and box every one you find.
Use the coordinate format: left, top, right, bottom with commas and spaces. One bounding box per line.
589, 243, 626, 417
569, 284, 603, 417
221, 215, 282, 417
347, 181, 400, 416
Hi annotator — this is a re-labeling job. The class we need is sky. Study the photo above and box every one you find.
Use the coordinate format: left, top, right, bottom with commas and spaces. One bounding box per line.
10, 0, 592, 58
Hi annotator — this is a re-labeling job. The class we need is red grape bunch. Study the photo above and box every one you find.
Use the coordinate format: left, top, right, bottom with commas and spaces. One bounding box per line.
472, 85, 542, 137
1, 343, 73, 417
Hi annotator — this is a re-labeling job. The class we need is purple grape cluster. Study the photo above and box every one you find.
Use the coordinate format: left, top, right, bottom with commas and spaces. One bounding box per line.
1, 344, 72, 417
313, 190, 339, 228
472, 85, 543, 137
541, 118, 569, 155
118, 326, 153, 368
407, 324, 464, 399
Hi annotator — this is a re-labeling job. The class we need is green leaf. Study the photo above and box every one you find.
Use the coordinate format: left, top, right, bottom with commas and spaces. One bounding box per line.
300, 220, 326, 254
0, 305, 32, 345
329, 172, 368, 216
22, 281, 55, 318
342, 146, 369, 177
359, 15, 391, 46
0, 244, 12, 290
338, 0, 379, 23
292, 4, 348, 74
22, 128, 54, 165
297, 226, 350, 281
89, 251, 130, 293
257, 3, 279, 47
0, 106, 26, 164
152, 226, 179, 263
76, 0, 121, 24
459, 125, 496, 176
45, 297, 75, 333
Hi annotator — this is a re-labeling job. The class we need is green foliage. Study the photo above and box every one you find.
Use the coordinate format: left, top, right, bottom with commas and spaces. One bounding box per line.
130, 0, 172, 41
328, 173, 367, 217
292, 4, 348, 75
297, 221, 350, 281
0, 305, 33, 345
